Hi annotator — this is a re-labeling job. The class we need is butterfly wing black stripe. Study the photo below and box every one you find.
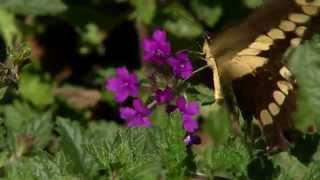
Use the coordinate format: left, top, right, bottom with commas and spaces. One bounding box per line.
232, 62, 298, 148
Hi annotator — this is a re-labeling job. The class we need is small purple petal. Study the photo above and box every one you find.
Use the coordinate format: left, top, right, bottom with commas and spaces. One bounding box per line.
153, 29, 167, 42
176, 97, 200, 132
143, 29, 171, 65
116, 67, 130, 77
176, 97, 199, 116
176, 96, 187, 112
183, 115, 198, 133
115, 90, 129, 102
105, 67, 139, 103
155, 87, 174, 104
119, 99, 152, 128
184, 102, 200, 116
120, 107, 136, 120
167, 51, 193, 80
133, 99, 150, 115
106, 77, 122, 91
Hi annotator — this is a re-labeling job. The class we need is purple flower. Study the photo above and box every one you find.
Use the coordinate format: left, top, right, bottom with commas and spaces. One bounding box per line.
119, 99, 151, 127
154, 87, 174, 104
106, 67, 139, 103
176, 97, 200, 132
143, 29, 171, 65
167, 51, 193, 80
184, 133, 201, 146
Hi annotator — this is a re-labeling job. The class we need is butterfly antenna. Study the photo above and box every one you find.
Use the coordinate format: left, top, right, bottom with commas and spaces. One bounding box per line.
187, 50, 203, 56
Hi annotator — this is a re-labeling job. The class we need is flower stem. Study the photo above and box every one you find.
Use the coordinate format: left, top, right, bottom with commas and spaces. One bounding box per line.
147, 100, 157, 109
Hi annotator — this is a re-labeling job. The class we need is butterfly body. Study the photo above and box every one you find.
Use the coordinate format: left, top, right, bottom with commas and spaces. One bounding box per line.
203, 0, 320, 148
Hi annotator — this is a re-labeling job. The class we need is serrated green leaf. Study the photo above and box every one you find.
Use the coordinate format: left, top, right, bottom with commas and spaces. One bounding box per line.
0, 0, 67, 15
6, 153, 79, 180
86, 127, 162, 179
190, 0, 222, 27
2, 101, 53, 152
56, 117, 85, 175
130, 0, 156, 24
198, 137, 250, 178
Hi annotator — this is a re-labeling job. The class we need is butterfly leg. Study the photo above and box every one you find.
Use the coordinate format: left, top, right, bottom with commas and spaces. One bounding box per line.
206, 56, 224, 104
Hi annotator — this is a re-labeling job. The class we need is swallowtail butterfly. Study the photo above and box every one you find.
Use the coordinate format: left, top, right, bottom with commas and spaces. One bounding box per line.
203, 0, 319, 149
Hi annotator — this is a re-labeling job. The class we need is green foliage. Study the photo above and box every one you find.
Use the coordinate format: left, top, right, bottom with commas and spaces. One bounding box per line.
130, 0, 156, 24
6, 153, 76, 180
55, 117, 88, 176
18, 72, 54, 108
1, 101, 53, 151
202, 103, 231, 146
86, 112, 187, 179
163, 2, 203, 38
0, 9, 20, 47
0, 0, 320, 179
190, 0, 222, 27
288, 37, 320, 130
198, 137, 250, 179
0, 0, 67, 15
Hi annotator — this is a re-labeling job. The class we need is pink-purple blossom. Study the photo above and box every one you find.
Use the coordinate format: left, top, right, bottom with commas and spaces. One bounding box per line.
119, 99, 151, 127
167, 51, 193, 80
106, 67, 139, 103
154, 87, 174, 104
143, 29, 171, 65
176, 97, 199, 132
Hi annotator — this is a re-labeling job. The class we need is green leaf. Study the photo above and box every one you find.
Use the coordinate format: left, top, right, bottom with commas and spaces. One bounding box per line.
190, 85, 214, 105
201, 103, 231, 146
0, 9, 21, 47
152, 112, 188, 178
272, 152, 307, 180
56, 117, 85, 175
198, 137, 250, 178
6, 153, 79, 180
190, 0, 223, 27
0, 0, 67, 15
243, 0, 263, 8
0, 87, 7, 101
2, 101, 53, 151
287, 38, 320, 130
129, 0, 156, 24
163, 3, 203, 38
19, 72, 54, 108
86, 127, 162, 179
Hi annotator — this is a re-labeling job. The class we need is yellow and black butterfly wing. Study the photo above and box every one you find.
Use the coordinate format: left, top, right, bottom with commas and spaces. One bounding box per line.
208, 0, 320, 149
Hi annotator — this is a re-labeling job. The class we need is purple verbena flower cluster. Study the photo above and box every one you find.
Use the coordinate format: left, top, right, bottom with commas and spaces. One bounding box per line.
143, 29, 193, 80
106, 29, 200, 137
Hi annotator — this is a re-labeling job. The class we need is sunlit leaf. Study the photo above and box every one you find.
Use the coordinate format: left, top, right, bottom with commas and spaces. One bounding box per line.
129, 0, 156, 24
0, 0, 67, 15
190, 0, 222, 27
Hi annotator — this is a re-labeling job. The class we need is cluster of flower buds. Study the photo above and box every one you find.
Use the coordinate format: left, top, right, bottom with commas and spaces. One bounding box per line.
106, 29, 201, 146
